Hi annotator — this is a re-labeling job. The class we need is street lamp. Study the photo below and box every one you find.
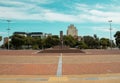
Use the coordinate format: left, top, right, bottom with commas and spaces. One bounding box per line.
108, 20, 112, 50
0, 19, 11, 50
6, 20, 11, 50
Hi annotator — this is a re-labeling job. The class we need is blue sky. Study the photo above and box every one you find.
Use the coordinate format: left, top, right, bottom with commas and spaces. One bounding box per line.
0, 0, 120, 44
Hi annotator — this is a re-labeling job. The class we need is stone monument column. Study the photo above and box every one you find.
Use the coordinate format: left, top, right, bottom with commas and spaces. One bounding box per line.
60, 31, 63, 50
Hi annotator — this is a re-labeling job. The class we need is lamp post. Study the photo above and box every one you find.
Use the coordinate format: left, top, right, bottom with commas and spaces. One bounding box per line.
108, 20, 112, 50
6, 20, 11, 50
0, 19, 11, 50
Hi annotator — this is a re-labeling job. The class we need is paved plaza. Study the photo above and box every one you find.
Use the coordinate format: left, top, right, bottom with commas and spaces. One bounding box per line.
0, 50, 120, 83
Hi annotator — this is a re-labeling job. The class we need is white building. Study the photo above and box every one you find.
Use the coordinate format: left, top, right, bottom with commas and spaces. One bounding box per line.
13, 32, 52, 39
28, 32, 43, 38
14, 32, 27, 37
67, 24, 78, 37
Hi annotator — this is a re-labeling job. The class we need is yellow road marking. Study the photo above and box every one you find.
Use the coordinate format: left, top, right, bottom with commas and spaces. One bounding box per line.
49, 77, 68, 81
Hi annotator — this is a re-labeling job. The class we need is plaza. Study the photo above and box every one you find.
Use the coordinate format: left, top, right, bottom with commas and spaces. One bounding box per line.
0, 50, 120, 83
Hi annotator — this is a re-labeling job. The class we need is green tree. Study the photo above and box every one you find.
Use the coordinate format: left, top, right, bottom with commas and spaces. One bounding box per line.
32, 44, 39, 50
52, 35, 60, 46
0, 36, 2, 41
4, 41, 13, 49
41, 38, 46, 49
100, 38, 110, 49
43, 35, 60, 48
83, 36, 95, 49
11, 34, 26, 49
44, 36, 53, 48
25, 36, 33, 49
93, 34, 100, 49
114, 31, 120, 49
63, 35, 77, 47
78, 41, 88, 49
31, 37, 42, 49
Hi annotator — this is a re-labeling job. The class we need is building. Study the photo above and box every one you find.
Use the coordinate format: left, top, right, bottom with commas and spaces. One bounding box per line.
28, 32, 43, 38
78, 36, 82, 41
4, 37, 9, 44
44, 33, 52, 38
67, 24, 78, 37
13, 32, 27, 37
13, 32, 51, 38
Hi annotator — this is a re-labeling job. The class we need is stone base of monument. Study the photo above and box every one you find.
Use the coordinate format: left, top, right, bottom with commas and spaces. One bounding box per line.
39, 46, 85, 53
39, 49, 84, 53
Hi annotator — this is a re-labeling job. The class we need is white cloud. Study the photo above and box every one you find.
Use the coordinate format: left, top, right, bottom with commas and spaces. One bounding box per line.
89, 10, 120, 17
0, 0, 25, 6
95, 4, 105, 9
74, 3, 120, 24
88, 10, 120, 23
0, 0, 120, 24
0, 32, 7, 35
44, 12, 74, 22
0, 0, 53, 5
75, 3, 89, 11
0, 2, 81, 22
29, 0, 54, 4
93, 27, 119, 32
0, 6, 80, 22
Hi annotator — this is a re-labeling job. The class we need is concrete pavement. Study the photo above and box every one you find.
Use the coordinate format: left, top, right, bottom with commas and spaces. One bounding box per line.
0, 73, 120, 83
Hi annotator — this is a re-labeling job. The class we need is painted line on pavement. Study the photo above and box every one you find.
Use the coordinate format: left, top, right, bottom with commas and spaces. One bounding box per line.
0, 78, 48, 81
70, 76, 120, 81
56, 53, 62, 77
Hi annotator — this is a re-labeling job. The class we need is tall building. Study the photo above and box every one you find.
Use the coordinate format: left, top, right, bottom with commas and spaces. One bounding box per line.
4, 37, 8, 44
67, 24, 78, 37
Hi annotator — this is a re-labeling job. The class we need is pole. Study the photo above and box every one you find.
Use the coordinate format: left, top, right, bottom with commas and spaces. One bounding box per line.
108, 20, 112, 50
60, 31, 63, 50
0, 19, 11, 50
7, 20, 11, 50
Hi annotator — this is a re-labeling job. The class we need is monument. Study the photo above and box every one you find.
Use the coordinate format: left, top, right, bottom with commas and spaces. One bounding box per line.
39, 27, 84, 53
60, 31, 63, 50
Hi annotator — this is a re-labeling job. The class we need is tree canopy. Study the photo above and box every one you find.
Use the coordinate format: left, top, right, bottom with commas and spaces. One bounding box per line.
2, 33, 117, 49
63, 35, 77, 47
11, 34, 26, 49
100, 38, 110, 49
114, 31, 120, 49
0, 36, 2, 41
83, 36, 95, 49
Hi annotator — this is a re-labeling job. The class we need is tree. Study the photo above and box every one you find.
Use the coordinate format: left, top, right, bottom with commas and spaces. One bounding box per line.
25, 36, 33, 49
43, 35, 60, 48
100, 38, 110, 49
29, 37, 42, 49
114, 31, 120, 49
4, 41, 13, 49
44, 36, 54, 48
78, 41, 88, 49
51, 35, 60, 46
0, 36, 2, 41
83, 36, 95, 49
93, 34, 100, 49
11, 34, 26, 49
63, 35, 77, 47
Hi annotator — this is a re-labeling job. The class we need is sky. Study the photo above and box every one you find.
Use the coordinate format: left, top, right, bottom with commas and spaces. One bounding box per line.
0, 0, 120, 44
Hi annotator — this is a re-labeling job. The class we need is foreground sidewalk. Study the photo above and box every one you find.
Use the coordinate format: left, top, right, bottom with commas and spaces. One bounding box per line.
0, 73, 120, 83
